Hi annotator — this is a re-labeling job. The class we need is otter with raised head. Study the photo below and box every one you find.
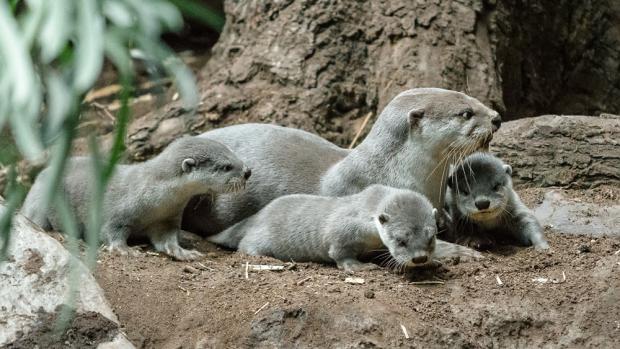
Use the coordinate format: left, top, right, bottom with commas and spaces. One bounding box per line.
183, 88, 502, 236
21, 137, 251, 260
444, 152, 549, 250
209, 185, 481, 272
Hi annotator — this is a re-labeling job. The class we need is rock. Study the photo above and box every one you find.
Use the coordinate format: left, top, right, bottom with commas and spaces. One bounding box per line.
533, 190, 620, 237
0, 203, 134, 348
491, 115, 620, 189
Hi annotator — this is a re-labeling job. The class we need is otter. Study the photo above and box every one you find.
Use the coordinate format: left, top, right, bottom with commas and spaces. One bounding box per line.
444, 152, 549, 250
183, 88, 501, 236
209, 185, 482, 272
21, 137, 251, 260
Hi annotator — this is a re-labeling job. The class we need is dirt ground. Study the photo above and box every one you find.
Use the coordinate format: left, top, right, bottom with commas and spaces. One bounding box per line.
93, 187, 620, 349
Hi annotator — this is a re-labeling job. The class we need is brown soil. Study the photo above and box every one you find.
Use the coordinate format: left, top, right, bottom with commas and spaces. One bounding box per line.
6, 306, 119, 349
94, 189, 620, 349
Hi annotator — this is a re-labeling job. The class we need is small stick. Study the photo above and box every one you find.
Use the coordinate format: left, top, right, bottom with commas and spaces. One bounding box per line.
254, 302, 270, 315
409, 280, 444, 285
348, 112, 373, 149
245, 261, 249, 279
296, 277, 312, 286
178, 285, 189, 295
400, 324, 410, 339
90, 102, 116, 122
495, 275, 504, 286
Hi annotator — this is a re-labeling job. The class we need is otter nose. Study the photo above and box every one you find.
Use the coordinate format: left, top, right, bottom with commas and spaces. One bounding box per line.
244, 168, 252, 180
475, 199, 490, 210
491, 114, 502, 131
411, 255, 428, 264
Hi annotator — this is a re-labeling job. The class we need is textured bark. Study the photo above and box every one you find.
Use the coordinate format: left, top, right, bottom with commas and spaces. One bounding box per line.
490, 114, 620, 189
125, 0, 620, 161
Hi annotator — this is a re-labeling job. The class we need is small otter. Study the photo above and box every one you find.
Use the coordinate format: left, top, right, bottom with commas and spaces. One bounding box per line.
209, 185, 481, 272
21, 137, 251, 260
183, 88, 502, 236
444, 152, 549, 250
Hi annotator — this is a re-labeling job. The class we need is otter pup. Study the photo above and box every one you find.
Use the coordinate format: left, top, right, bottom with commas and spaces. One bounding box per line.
444, 152, 549, 250
209, 185, 481, 272
21, 137, 251, 260
183, 88, 502, 237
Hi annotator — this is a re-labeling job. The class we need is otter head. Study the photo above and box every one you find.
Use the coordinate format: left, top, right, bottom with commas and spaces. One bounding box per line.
377, 88, 501, 161
166, 137, 251, 193
373, 192, 438, 268
447, 152, 512, 223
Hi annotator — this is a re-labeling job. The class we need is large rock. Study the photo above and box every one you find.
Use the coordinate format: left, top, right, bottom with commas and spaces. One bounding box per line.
491, 114, 620, 189
0, 202, 133, 348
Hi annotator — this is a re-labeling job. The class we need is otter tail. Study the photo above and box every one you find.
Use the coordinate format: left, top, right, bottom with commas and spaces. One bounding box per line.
207, 218, 253, 249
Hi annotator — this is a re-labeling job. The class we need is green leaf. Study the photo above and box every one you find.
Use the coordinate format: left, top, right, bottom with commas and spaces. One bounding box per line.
39, 0, 72, 63
73, 0, 104, 92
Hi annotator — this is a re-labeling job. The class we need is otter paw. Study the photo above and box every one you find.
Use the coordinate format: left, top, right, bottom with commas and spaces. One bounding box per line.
169, 247, 205, 261
339, 261, 379, 273
534, 240, 550, 251
105, 244, 141, 257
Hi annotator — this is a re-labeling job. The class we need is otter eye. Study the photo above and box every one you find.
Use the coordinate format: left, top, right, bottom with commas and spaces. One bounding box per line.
460, 189, 470, 196
493, 183, 502, 191
460, 110, 474, 119
397, 239, 407, 247
223, 164, 233, 172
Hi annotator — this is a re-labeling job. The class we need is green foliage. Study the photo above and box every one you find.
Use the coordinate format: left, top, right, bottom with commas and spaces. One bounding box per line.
0, 0, 223, 261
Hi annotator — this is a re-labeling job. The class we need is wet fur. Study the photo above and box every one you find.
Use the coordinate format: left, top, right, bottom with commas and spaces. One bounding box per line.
444, 152, 549, 250
21, 137, 249, 260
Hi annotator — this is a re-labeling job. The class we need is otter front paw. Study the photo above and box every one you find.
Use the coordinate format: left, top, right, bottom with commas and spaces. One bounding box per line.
337, 259, 379, 273
105, 242, 141, 257
170, 247, 205, 261
533, 240, 550, 251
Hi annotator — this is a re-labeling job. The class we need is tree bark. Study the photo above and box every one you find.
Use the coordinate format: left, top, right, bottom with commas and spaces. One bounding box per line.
490, 114, 620, 189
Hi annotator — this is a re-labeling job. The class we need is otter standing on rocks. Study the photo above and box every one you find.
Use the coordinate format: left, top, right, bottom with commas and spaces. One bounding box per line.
444, 152, 549, 250
21, 137, 251, 260
183, 88, 502, 236
209, 185, 482, 272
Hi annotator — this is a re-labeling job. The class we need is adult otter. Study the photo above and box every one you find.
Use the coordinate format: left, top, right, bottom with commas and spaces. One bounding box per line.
209, 185, 482, 272
183, 88, 501, 235
444, 152, 549, 250
22, 137, 251, 260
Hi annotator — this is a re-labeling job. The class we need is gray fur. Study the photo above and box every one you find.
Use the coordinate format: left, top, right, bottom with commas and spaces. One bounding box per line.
21, 136, 250, 260
183, 88, 501, 236
209, 185, 481, 272
445, 152, 549, 250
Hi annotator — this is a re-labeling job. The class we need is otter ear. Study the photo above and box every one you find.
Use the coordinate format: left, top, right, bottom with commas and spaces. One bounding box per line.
503, 164, 512, 176
378, 213, 390, 224
408, 108, 425, 127
181, 158, 196, 173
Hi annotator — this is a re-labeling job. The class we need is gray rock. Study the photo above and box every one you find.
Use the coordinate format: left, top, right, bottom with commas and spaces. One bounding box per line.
533, 190, 620, 237
0, 203, 133, 348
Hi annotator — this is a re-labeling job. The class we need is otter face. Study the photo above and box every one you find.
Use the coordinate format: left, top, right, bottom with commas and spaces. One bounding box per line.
402, 89, 501, 162
374, 194, 438, 268
447, 153, 512, 223
175, 138, 251, 194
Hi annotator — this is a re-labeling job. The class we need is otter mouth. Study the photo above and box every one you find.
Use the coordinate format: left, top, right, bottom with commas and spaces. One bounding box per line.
468, 208, 502, 222
478, 133, 493, 151
224, 179, 247, 193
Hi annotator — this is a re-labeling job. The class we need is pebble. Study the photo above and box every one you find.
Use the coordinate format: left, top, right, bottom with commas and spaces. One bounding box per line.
364, 290, 375, 299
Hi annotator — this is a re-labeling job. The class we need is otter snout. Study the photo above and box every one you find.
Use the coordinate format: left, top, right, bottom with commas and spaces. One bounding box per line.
243, 167, 252, 180
411, 255, 428, 264
475, 198, 491, 210
491, 113, 502, 132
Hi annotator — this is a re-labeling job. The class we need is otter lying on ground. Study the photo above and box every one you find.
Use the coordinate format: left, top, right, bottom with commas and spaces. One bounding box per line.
209, 185, 482, 272
183, 88, 502, 237
21, 137, 251, 260
444, 152, 549, 250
